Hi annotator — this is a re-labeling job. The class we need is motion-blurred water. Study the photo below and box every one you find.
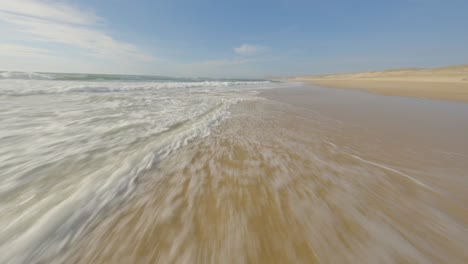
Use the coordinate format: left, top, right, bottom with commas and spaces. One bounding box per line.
0, 72, 286, 262
0, 74, 466, 263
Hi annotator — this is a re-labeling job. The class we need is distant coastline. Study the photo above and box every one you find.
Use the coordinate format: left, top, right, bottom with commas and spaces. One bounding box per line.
288, 65, 468, 103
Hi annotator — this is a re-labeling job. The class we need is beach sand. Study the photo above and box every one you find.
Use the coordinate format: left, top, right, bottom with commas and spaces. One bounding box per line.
292, 65, 468, 103
50, 85, 468, 264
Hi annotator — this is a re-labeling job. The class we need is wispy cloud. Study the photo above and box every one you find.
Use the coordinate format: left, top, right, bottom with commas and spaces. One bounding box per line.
234, 44, 268, 56
0, 0, 154, 62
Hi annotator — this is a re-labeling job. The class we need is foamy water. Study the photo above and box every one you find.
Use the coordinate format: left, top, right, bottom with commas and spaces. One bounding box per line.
1, 74, 466, 263
0, 73, 289, 263
52, 98, 468, 264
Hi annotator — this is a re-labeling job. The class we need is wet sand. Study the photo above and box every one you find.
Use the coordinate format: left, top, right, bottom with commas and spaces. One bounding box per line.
51, 84, 468, 263
292, 65, 468, 103
262, 85, 468, 205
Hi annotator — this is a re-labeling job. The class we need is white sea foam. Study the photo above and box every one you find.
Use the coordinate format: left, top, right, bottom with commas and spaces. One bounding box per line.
0, 79, 275, 96
0, 71, 54, 80
0, 76, 289, 262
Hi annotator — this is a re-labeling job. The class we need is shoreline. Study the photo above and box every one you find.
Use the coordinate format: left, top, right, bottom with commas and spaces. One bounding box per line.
55, 84, 468, 263
288, 65, 468, 103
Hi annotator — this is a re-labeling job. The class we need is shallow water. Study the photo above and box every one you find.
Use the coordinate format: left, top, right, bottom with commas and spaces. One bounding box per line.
1, 77, 467, 263
0, 74, 287, 263
56, 88, 467, 263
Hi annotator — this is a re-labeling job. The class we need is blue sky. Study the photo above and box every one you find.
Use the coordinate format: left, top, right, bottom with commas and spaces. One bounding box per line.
1, 0, 467, 77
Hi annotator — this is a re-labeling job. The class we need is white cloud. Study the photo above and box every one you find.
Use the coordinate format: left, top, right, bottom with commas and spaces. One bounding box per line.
234, 44, 268, 56
0, 0, 154, 62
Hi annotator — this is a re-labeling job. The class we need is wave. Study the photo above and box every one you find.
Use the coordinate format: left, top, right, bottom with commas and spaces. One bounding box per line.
0, 71, 270, 83
0, 81, 273, 97
0, 71, 54, 80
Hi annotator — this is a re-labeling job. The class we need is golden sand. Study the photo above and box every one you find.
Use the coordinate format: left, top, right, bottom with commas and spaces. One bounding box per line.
292, 65, 468, 102
52, 87, 468, 263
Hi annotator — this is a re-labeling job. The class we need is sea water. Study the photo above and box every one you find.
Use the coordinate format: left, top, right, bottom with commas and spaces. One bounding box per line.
0, 72, 287, 262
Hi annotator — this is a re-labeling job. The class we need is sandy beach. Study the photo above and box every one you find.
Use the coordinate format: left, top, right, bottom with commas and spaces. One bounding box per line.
3, 73, 467, 264
292, 65, 468, 103
51, 84, 468, 264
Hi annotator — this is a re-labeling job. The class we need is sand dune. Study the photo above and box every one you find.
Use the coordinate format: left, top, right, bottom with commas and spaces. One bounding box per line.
292, 65, 468, 102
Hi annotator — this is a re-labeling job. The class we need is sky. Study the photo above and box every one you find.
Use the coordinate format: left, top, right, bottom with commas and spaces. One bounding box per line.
0, 0, 467, 78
